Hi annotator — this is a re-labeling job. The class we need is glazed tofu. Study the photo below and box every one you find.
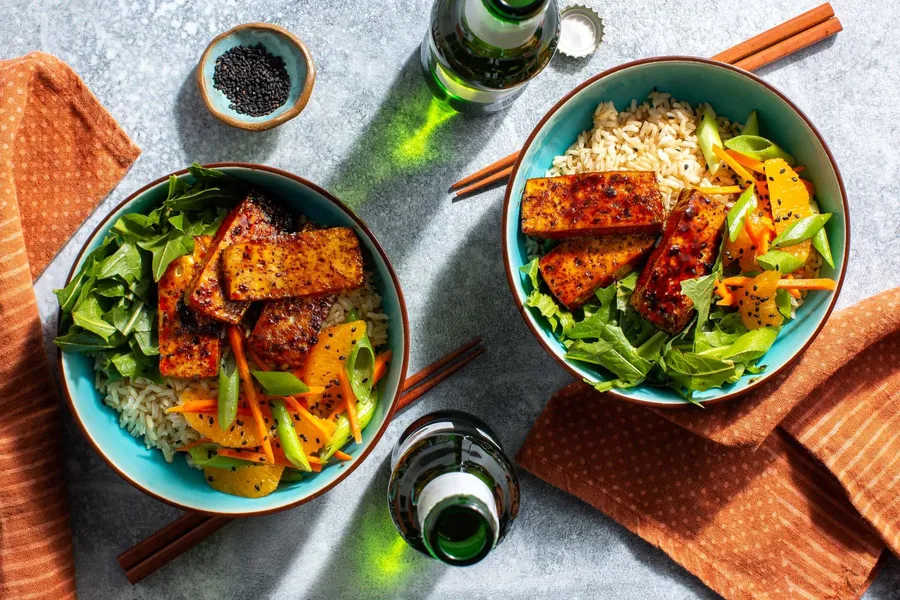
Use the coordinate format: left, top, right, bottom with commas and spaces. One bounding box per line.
184, 191, 290, 324
539, 234, 657, 310
630, 189, 727, 335
521, 171, 665, 239
250, 296, 334, 370
222, 227, 364, 302
158, 244, 221, 379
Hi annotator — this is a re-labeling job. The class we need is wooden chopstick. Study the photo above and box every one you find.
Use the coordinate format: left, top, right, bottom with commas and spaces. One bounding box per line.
450, 152, 519, 190
733, 17, 842, 72
118, 337, 487, 584
452, 3, 841, 197
711, 2, 834, 64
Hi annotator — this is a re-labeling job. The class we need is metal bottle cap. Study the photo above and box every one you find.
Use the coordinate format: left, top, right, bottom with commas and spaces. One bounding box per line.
557, 5, 604, 58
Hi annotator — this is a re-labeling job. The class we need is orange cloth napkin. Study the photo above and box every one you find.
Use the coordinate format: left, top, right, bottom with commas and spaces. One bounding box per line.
518, 287, 900, 600
0, 52, 139, 600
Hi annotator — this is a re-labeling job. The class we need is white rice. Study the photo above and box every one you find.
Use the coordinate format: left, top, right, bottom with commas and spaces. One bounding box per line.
98, 273, 389, 463
547, 92, 742, 209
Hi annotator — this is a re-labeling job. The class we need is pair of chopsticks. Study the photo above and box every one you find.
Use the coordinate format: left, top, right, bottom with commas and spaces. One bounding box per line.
117, 336, 486, 585
450, 2, 842, 197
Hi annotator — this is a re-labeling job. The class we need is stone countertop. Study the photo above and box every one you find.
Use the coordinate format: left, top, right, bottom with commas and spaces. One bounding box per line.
3, 0, 898, 598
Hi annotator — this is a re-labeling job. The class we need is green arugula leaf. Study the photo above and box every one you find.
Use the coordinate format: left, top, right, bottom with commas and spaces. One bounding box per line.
681, 274, 717, 330
163, 185, 234, 211
95, 279, 127, 298
187, 163, 228, 181
663, 348, 738, 392
771, 213, 831, 248
54, 267, 89, 313
142, 230, 194, 282
525, 290, 573, 334
112, 212, 158, 240
54, 330, 122, 352
97, 240, 143, 283
811, 227, 835, 268
251, 371, 310, 396
72, 296, 116, 340
168, 214, 185, 231
726, 186, 757, 242
519, 258, 540, 290
721, 327, 779, 362
756, 250, 805, 274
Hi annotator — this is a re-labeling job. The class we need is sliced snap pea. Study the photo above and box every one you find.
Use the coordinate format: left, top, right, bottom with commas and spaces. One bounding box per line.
271, 399, 311, 472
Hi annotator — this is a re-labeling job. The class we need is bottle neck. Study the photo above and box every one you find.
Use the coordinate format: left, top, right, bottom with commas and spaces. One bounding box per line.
417, 472, 500, 566
464, 0, 549, 49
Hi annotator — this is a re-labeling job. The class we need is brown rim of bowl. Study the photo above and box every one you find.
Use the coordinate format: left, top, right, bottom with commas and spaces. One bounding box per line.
196, 23, 316, 132
57, 162, 410, 517
501, 55, 849, 410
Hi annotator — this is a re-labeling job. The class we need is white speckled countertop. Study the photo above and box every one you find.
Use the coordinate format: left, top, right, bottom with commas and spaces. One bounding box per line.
3, 0, 899, 598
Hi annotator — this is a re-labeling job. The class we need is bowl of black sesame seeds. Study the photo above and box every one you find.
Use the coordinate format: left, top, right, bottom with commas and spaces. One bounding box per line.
197, 22, 315, 131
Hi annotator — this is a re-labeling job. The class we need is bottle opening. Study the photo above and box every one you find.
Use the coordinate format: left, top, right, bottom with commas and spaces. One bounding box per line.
433, 506, 491, 563
487, 0, 547, 19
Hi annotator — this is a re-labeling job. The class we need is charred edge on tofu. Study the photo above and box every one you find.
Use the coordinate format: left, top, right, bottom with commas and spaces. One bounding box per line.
630, 190, 727, 335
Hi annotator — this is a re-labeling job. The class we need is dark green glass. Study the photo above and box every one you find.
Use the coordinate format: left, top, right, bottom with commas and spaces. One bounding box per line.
388, 410, 520, 566
421, 0, 560, 113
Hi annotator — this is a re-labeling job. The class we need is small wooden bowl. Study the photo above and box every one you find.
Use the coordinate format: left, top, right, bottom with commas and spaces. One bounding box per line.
197, 23, 315, 131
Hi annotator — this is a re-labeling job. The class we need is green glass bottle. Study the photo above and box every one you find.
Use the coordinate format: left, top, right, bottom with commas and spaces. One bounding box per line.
421, 0, 560, 114
388, 410, 520, 565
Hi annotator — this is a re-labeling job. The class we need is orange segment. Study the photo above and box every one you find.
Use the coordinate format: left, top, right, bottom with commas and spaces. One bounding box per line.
203, 464, 284, 498
765, 158, 811, 263
735, 271, 783, 330
299, 320, 367, 418
184, 412, 261, 448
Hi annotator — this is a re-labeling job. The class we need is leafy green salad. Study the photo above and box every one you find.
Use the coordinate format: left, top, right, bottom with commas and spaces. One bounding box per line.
54, 164, 241, 382
520, 257, 784, 404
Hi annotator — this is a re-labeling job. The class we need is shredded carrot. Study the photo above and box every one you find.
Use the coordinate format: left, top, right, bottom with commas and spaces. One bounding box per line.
248, 349, 271, 371
334, 450, 353, 461
712, 145, 754, 184
217, 448, 270, 464
695, 185, 743, 195
337, 368, 362, 444
166, 399, 217, 413
714, 279, 735, 306
784, 274, 802, 299
253, 354, 334, 443
800, 178, 815, 195
228, 326, 275, 465
743, 217, 767, 252
175, 438, 212, 452
794, 165, 806, 173
722, 276, 836, 291
372, 350, 392, 387
725, 149, 766, 173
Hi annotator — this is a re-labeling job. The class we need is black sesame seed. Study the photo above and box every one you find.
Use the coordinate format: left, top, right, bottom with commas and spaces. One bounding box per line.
212, 43, 290, 117
207, 476, 214, 482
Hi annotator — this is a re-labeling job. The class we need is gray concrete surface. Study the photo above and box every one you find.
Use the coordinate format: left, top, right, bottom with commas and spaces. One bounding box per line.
2, 0, 898, 598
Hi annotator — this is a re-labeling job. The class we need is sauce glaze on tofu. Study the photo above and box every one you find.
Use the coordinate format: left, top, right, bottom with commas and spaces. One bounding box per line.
185, 191, 290, 324
521, 171, 665, 239
158, 238, 221, 379
250, 296, 334, 370
630, 189, 727, 335
539, 234, 657, 310
222, 227, 364, 302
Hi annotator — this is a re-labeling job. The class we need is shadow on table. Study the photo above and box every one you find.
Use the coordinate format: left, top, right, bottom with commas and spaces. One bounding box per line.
173, 67, 281, 165
130, 496, 324, 598
324, 50, 509, 265
303, 455, 445, 600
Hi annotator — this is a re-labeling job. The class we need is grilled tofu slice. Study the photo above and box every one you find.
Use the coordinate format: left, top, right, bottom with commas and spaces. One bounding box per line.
539, 234, 657, 310
222, 227, 364, 302
250, 296, 334, 370
185, 191, 290, 324
630, 189, 727, 335
521, 171, 665, 239
158, 247, 221, 379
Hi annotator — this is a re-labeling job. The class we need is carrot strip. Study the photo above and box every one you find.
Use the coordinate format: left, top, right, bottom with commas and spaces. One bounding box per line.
714, 279, 736, 306
217, 448, 270, 464
175, 438, 212, 452
337, 369, 362, 444
166, 400, 217, 413
228, 326, 275, 464
725, 149, 766, 173
372, 350, 392, 387
334, 450, 353, 461
253, 352, 335, 443
784, 274, 803, 299
722, 276, 836, 291
712, 145, 754, 184
800, 178, 815, 195
794, 165, 806, 173
248, 349, 271, 371
695, 185, 743, 195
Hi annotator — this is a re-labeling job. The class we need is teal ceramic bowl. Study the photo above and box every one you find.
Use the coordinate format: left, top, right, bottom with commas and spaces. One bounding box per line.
197, 23, 315, 131
502, 57, 848, 407
59, 164, 409, 516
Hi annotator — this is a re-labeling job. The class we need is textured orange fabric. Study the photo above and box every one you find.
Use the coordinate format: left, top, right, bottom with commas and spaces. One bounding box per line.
0, 52, 139, 600
519, 288, 900, 600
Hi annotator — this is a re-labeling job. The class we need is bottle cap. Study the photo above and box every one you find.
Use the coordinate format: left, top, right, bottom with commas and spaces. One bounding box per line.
557, 5, 604, 58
